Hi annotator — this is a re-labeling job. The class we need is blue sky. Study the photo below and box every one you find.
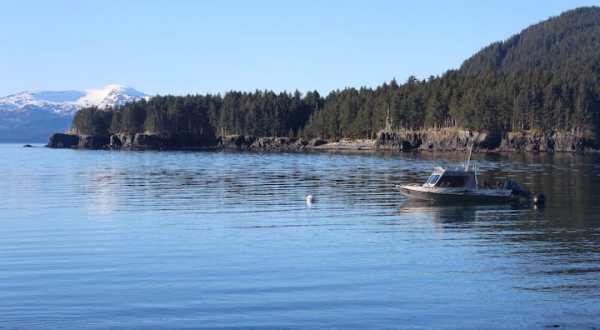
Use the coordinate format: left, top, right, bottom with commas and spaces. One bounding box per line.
1, 0, 598, 96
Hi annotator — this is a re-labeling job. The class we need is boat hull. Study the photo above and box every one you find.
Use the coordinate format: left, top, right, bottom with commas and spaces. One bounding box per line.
398, 185, 515, 204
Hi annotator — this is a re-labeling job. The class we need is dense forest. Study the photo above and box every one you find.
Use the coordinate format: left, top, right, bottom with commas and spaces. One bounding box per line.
73, 7, 600, 141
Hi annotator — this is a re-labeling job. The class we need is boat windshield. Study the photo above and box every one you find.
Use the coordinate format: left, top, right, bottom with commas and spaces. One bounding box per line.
426, 175, 441, 185
435, 175, 467, 188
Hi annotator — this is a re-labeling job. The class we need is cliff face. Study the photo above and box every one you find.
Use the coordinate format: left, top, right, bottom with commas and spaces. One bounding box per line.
219, 135, 327, 152
375, 129, 598, 152
376, 130, 493, 151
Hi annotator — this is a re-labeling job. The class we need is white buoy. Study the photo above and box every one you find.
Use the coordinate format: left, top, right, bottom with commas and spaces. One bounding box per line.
306, 194, 314, 205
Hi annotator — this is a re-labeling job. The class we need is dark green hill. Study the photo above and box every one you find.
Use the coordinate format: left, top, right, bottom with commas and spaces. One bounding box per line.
461, 7, 600, 75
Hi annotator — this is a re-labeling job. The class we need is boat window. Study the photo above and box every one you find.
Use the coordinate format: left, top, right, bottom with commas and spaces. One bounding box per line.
435, 175, 466, 188
426, 175, 440, 185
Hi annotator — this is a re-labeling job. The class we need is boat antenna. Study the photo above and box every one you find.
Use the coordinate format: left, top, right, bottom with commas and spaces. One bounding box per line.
464, 132, 480, 171
465, 143, 473, 171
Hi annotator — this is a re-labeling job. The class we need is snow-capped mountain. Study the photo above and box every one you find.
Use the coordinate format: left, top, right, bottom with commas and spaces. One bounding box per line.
0, 85, 148, 142
76, 85, 148, 110
0, 84, 148, 116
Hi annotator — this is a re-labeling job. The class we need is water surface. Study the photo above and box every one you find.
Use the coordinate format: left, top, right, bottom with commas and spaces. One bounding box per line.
1, 144, 599, 329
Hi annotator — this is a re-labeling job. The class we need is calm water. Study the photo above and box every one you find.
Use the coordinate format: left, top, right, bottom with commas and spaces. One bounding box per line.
1, 144, 600, 329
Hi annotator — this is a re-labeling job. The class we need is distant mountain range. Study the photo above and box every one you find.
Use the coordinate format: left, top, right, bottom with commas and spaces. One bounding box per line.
0, 85, 148, 142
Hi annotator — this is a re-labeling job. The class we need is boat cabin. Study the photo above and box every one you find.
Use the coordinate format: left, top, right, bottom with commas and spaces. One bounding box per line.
423, 167, 477, 190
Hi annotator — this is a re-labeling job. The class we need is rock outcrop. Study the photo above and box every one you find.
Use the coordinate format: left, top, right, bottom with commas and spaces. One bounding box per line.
375, 129, 501, 151
219, 135, 312, 152
48, 132, 219, 150
497, 131, 596, 152
376, 129, 597, 152
78, 135, 110, 149
47, 133, 80, 148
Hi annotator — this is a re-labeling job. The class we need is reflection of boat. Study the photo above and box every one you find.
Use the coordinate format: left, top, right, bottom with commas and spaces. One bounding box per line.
397, 199, 520, 219
396, 200, 531, 232
397, 147, 533, 204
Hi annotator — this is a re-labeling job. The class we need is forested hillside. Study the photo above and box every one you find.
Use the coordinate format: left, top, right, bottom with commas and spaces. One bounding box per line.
72, 7, 600, 141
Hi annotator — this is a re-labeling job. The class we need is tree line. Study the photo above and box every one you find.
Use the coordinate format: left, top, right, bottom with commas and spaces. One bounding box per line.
72, 91, 319, 139
73, 70, 600, 141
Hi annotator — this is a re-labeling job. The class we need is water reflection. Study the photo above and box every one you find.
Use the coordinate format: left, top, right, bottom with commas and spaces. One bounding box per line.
397, 200, 528, 223
395, 199, 600, 297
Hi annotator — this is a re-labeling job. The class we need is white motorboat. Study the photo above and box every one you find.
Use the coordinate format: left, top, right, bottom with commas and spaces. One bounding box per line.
397, 148, 536, 204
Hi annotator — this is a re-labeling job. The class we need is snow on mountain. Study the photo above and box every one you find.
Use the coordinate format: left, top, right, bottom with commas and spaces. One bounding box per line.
76, 84, 149, 110
0, 85, 149, 142
0, 90, 82, 115
0, 85, 148, 116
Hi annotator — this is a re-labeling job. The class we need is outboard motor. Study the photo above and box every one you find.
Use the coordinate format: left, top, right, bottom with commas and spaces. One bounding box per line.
532, 193, 545, 206
504, 180, 531, 199
505, 179, 545, 207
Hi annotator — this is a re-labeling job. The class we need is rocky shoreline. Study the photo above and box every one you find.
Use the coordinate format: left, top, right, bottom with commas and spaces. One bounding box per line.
47, 132, 329, 152
375, 129, 598, 153
47, 128, 599, 153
